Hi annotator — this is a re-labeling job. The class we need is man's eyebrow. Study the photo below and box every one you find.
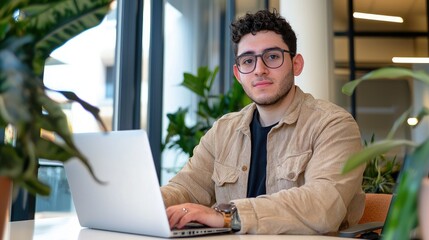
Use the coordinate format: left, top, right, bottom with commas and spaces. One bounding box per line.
237, 47, 284, 57
237, 50, 256, 57
264, 47, 283, 52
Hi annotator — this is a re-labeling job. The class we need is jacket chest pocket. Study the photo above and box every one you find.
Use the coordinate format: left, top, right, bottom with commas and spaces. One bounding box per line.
211, 162, 241, 203
212, 162, 240, 186
275, 150, 312, 189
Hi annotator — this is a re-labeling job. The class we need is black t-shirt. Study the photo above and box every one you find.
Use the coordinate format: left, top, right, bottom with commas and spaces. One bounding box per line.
247, 110, 277, 198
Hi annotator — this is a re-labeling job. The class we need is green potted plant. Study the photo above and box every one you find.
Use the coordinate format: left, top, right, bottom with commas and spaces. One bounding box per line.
362, 135, 401, 194
342, 67, 429, 239
163, 66, 251, 171
0, 0, 112, 237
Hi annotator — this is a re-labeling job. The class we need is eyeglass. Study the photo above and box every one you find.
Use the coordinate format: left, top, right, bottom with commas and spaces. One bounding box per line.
235, 48, 295, 74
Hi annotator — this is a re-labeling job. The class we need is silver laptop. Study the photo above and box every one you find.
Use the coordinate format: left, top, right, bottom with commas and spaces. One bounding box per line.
64, 130, 231, 238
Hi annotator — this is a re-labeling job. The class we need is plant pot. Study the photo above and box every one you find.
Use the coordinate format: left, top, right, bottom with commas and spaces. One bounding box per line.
420, 177, 429, 240
0, 177, 12, 240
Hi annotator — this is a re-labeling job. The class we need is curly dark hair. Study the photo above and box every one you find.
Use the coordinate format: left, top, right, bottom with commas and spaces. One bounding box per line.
230, 9, 297, 57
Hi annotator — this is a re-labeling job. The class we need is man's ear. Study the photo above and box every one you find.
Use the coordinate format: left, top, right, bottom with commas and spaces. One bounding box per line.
233, 65, 242, 84
292, 54, 304, 76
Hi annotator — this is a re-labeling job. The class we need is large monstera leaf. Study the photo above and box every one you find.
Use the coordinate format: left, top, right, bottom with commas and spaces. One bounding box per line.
1, 0, 113, 74
0, 0, 112, 196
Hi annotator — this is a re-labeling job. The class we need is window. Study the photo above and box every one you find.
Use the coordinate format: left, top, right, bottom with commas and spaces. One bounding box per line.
35, 3, 118, 218
332, 0, 427, 161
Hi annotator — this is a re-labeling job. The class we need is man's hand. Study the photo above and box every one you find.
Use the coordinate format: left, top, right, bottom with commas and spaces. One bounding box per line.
166, 203, 224, 229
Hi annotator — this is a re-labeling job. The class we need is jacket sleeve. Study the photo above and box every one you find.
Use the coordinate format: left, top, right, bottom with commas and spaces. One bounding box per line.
161, 126, 217, 208
233, 111, 365, 234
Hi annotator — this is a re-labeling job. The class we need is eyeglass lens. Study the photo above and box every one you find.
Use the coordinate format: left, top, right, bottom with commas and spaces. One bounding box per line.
236, 49, 286, 74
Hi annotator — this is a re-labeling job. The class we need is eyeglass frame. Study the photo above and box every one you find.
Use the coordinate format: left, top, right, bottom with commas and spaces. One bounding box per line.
235, 47, 296, 74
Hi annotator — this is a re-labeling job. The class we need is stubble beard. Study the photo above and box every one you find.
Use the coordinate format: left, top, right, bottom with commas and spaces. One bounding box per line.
249, 71, 294, 106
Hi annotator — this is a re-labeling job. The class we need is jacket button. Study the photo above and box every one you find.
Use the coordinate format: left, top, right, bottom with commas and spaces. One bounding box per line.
287, 172, 296, 179
241, 165, 248, 171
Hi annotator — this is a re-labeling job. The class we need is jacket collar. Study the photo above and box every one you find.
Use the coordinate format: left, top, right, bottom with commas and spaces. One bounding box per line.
236, 86, 306, 134
281, 86, 305, 125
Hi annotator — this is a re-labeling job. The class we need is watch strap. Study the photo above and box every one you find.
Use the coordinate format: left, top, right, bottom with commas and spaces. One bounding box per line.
214, 203, 236, 228
231, 210, 241, 232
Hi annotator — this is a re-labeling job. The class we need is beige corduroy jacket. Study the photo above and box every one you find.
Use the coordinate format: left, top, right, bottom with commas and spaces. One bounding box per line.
161, 86, 365, 235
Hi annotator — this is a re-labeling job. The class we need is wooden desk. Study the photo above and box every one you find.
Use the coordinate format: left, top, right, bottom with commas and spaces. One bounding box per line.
9, 216, 353, 240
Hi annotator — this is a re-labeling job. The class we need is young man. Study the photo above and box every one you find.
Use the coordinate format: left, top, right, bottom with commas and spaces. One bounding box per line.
161, 9, 365, 235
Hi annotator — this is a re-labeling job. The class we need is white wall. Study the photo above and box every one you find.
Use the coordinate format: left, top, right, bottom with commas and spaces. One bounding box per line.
280, 0, 334, 101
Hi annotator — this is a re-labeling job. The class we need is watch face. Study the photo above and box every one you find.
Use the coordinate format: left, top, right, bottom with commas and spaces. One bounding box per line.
216, 203, 236, 214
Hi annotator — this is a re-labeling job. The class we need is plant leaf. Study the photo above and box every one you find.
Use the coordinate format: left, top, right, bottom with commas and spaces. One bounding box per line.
0, 1, 111, 197
164, 66, 251, 161
382, 138, 429, 239
182, 67, 211, 97
35, 137, 74, 161
19, 175, 51, 196
342, 67, 429, 96
0, 145, 24, 178
207, 66, 219, 90
21, 0, 113, 74
415, 106, 429, 127
0, 49, 33, 124
386, 108, 411, 139
36, 92, 105, 184
21, 132, 40, 180
342, 79, 364, 96
54, 89, 108, 131
342, 139, 416, 174
37, 93, 73, 142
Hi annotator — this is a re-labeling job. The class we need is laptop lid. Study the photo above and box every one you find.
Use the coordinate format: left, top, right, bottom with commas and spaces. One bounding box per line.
64, 130, 230, 238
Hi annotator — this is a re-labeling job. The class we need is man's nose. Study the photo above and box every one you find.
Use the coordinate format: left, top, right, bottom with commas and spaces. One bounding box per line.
253, 56, 268, 75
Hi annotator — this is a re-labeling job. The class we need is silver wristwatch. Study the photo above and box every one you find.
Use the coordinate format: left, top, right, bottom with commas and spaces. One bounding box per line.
214, 203, 241, 232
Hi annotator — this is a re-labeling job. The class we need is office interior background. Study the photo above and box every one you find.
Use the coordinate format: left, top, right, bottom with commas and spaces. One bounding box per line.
12, 0, 429, 220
